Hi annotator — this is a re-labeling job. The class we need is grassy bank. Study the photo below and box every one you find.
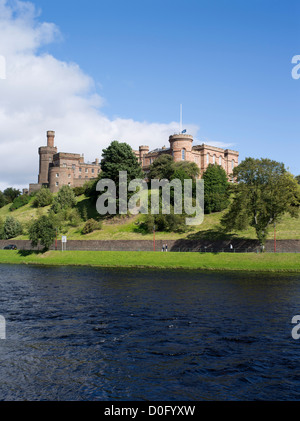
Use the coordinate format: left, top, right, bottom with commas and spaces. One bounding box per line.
1, 194, 300, 241
0, 250, 299, 272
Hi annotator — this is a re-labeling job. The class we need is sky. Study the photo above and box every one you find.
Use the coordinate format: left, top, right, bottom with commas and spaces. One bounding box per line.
0, 0, 299, 191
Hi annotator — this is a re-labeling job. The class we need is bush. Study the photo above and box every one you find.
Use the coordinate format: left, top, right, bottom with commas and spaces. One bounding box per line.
141, 212, 187, 234
0, 192, 7, 208
51, 186, 76, 213
9, 194, 31, 211
82, 218, 102, 234
29, 215, 56, 251
33, 188, 53, 208
2, 216, 23, 239
73, 186, 85, 197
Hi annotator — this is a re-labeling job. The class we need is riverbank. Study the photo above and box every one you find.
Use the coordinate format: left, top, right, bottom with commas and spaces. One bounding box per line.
0, 250, 299, 272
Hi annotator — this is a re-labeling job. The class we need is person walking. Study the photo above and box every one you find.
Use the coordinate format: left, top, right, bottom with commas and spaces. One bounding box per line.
162, 244, 165, 252
165, 243, 168, 252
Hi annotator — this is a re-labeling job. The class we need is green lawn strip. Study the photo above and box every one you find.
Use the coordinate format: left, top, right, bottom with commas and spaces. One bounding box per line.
0, 251, 299, 272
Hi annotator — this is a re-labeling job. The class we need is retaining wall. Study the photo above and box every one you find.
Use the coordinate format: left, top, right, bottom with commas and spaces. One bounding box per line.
0, 239, 299, 253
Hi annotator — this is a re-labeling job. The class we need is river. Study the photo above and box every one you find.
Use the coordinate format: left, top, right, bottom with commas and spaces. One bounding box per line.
0, 264, 299, 401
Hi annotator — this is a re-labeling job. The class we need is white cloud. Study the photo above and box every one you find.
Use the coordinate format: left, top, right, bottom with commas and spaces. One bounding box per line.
0, 0, 199, 191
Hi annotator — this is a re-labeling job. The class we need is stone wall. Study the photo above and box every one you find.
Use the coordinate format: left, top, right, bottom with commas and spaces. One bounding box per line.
0, 239, 299, 253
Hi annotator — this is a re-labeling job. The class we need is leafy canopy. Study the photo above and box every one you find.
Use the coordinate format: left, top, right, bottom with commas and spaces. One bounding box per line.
29, 215, 56, 251
221, 158, 300, 245
202, 164, 230, 214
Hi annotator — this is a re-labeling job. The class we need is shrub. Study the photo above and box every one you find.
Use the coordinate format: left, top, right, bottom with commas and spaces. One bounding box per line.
33, 188, 53, 208
2, 216, 23, 239
9, 194, 31, 211
0, 192, 6, 208
73, 186, 85, 197
82, 218, 102, 234
29, 215, 56, 251
51, 186, 76, 213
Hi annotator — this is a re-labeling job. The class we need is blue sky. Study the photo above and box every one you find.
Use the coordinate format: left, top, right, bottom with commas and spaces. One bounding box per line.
0, 0, 299, 189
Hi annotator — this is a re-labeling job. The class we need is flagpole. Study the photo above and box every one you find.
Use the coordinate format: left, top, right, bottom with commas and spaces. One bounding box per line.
180, 104, 182, 134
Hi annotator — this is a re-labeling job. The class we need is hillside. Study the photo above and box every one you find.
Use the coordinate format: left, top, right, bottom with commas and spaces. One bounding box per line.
0, 194, 299, 241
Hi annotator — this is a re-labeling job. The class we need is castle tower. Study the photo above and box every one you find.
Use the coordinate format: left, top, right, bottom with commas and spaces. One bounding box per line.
169, 133, 193, 162
139, 145, 149, 165
38, 131, 58, 185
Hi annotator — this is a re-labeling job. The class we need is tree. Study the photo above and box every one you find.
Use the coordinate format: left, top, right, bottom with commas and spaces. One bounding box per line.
172, 161, 200, 180
202, 164, 230, 214
100, 140, 143, 182
2, 216, 23, 239
10, 194, 31, 211
3, 188, 21, 203
148, 155, 174, 181
296, 175, 300, 185
0, 192, 6, 208
29, 215, 56, 251
221, 158, 300, 245
91, 140, 144, 214
51, 185, 76, 213
33, 187, 53, 208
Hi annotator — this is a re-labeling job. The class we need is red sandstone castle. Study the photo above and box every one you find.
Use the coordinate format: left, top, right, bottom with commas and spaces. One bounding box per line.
29, 131, 239, 194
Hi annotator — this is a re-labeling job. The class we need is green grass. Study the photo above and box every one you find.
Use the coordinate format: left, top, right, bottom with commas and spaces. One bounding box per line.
1, 193, 299, 241
0, 250, 299, 272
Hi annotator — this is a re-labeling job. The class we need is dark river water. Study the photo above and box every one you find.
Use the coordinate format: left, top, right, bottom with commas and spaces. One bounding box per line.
0, 264, 300, 401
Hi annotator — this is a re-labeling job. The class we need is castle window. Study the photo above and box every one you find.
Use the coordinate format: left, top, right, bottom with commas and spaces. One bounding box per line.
213, 154, 216, 164
56, 173, 59, 178
182, 149, 186, 161
68, 183, 71, 186
68, 174, 71, 179
207, 153, 209, 164
85, 168, 88, 173
63, 163, 67, 168
55, 182, 59, 187
79, 168, 82, 173
219, 156, 222, 166
72, 164, 76, 170
92, 169, 94, 174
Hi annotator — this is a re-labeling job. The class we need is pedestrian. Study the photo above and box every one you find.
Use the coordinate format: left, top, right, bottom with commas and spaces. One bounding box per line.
230, 244, 233, 252
162, 244, 165, 252
165, 243, 168, 252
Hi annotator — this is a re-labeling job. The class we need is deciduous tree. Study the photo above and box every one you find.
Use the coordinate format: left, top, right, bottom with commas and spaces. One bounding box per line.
221, 158, 300, 245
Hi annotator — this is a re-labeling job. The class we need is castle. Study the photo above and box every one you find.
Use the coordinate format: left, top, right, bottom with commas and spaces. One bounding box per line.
29, 131, 239, 194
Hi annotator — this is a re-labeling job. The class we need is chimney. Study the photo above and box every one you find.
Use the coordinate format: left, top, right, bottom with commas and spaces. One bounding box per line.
47, 131, 55, 148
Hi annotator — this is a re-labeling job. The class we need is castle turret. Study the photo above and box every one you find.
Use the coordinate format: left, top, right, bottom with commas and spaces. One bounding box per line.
139, 145, 149, 164
169, 133, 193, 162
38, 131, 57, 185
